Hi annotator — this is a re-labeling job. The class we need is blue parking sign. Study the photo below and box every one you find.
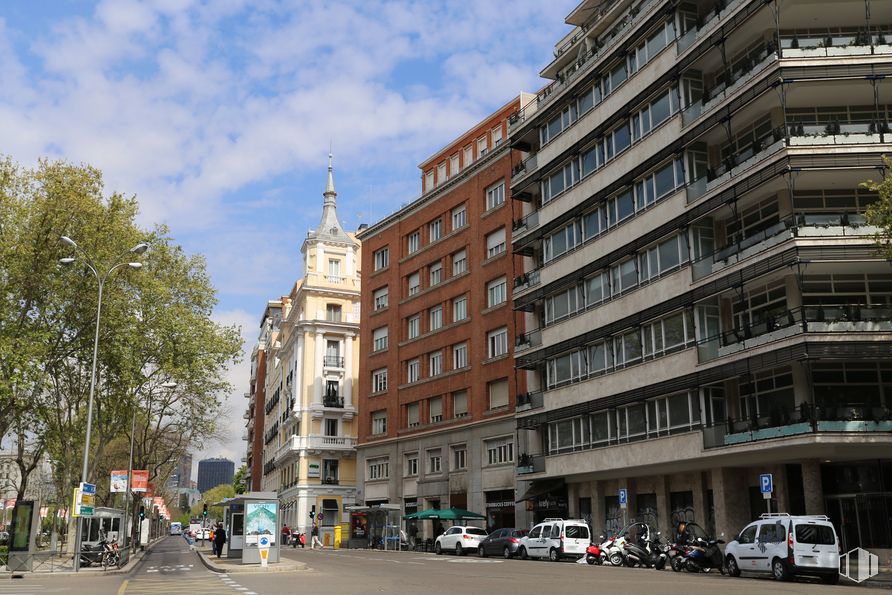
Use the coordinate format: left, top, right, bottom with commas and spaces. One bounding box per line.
760, 473, 773, 494
619, 488, 628, 506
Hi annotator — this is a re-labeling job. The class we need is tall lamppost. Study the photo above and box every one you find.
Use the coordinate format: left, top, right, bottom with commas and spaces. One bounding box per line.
124, 380, 176, 553
59, 235, 147, 571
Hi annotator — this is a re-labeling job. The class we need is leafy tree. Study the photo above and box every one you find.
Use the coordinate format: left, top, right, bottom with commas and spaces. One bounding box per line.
864, 158, 892, 259
233, 464, 247, 494
191, 484, 236, 521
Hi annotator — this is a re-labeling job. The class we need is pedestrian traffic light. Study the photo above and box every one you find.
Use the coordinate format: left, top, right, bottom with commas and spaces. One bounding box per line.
202, 503, 208, 518
139, 505, 145, 520
309, 505, 316, 519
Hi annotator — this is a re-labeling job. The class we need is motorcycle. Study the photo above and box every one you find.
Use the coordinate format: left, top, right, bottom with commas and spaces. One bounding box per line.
680, 536, 725, 573
622, 533, 667, 570
601, 522, 658, 566
585, 542, 605, 565
290, 532, 306, 548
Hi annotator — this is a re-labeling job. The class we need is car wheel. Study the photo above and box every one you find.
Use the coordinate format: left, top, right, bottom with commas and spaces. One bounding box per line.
609, 552, 623, 567
503, 546, 511, 559
519, 546, 528, 560
549, 548, 559, 562
821, 573, 839, 585
478, 545, 486, 558
455, 543, 463, 556
726, 555, 741, 577
434, 542, 442, 555
772, 558, 790, 581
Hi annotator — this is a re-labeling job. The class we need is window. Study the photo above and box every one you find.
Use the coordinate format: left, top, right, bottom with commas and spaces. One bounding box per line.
545, 285, 583, 324
487, 277, 507, 308
429, 351, 442, 377
477, 135, 488, 156
427, 450, 442, 474
463, 145, 473, 167
408, 272, 420, 296
487, 327, 508, 358
453, 343, 468, 369
548, 416, 591, 453
408, 315, 420, 339
616, 403, 647, 440
367, 458, 389, 480
452, 205, 467, 230
407, 402, 420, 427
327, 259, 341, 282
544, 220, 580, 262
642, 311, 695, 358
486, 227, 506, 258
324, 418, 338, 437
372, 368, 388, 393
326, 303, 342, 322
424, 171, 434, 192
453, 390, 468, 418
429, 218, 442, 242
429, 396, 443, 423
488, 379, 509, 409
452, 445, 467, 470
738, 525, 757, 545
631, 86, 678, 141
492, 125, 503, 147
452, 249, 467, 275
635, 158, 685, 210
373, 247, 389, 271
372, 326, 388, 352
542, 161, 579, 203
647, 391, 699, 435
373, 287, 389, 311
408, 231, 420, 254
429, 306, 443, 331
638, 233, 689, 282
486, 181, 506, 210
429, 261, 442, 286
372, 410, 387, 435
404, 453, 418, 476
610, 259, 638, 295
546, 350, 587, 388
614, 330, 642, 366
453, 296, 468, 321
485, 437, 513, 465
407, 359, 420, 383
437, 162, 446, 185
450, 154, 459, 177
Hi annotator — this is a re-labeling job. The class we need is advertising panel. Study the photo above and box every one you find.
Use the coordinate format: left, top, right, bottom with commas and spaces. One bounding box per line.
245, 501, 277, 545
110, 470, 128, 493
131, 470, 149, 492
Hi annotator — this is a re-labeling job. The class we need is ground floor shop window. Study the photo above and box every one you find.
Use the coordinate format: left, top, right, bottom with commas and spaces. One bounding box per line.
823, 460, 892, 550
486, 490, 515, 532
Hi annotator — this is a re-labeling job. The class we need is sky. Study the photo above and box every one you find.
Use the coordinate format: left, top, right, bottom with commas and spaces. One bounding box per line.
0, 0, 578, 475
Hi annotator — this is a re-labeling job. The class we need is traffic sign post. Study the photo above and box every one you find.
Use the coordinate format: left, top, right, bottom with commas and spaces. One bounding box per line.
258, 535, 270, 568
760, 473, 774, 514
619, 489, 628, 528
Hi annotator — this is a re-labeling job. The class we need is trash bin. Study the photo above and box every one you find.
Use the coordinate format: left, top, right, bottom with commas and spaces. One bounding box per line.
334, 525, 342, 550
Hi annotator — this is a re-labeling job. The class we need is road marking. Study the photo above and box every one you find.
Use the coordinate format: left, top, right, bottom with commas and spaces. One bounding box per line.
117, 579, 128, 595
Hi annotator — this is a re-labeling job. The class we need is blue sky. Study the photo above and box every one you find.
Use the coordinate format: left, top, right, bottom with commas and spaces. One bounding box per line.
0, 0, 577, 467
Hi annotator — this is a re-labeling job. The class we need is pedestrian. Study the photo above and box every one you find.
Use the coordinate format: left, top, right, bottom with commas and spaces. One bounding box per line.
209, 527, 216, 555
213, 522, 227, 559
408, 523, 418, 550
299, 532, 306, 548
281, 523, 291, 546
311, 523, 323, 549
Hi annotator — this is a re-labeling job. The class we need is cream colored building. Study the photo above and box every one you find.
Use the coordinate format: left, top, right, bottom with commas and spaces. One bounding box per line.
260, 156, 361, 545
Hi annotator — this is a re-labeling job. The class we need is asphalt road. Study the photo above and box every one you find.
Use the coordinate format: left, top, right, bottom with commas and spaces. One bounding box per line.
2, 537, 882, 594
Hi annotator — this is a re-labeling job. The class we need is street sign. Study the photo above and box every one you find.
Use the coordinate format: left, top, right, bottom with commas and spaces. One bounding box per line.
259, 535, 270, 568
317, 513, 324, 521
81, 482, 96, 495
760, 474, 773, 499
619, 488, 628, 509
73, 483, 96, 517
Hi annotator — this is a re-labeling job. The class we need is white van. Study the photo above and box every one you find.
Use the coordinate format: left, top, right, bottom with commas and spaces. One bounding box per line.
724, 513, 839, 584
519, 518, 590, 561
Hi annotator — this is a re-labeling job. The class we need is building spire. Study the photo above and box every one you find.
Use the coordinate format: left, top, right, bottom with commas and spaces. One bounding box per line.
324, 148, 336, 203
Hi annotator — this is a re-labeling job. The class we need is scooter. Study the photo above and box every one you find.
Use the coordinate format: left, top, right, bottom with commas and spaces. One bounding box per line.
680, 537, 725, 573
600, 535, 626, 566
622, 534, 667, 570
585, 542, 605, 565
290, 532, 306, 548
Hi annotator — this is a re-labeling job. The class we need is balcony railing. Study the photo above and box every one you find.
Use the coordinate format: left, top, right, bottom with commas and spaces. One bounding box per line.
323, 355, 345, 368
513, 211, 539, 236
787, 121, 889, 146
326, 275, 344, 284
515, 329, 543, 353
516, 391, 544, 412
322, 477, 340, 485
514, 269, 541, 291
323, 395, 345, 408
517, 453, 546, 474
780, 30, 892, 58
703, 404, 892, 449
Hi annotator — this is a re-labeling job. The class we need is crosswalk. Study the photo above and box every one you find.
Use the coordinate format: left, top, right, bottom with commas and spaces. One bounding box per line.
0, 581, 67, 594
122, 571, 257, 595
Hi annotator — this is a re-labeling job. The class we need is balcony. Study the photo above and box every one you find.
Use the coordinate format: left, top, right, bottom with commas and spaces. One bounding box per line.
702, 404, 892, 449
515, 329, 542, 353
512, 210, 539, 238
787, 121, 887, 146
326, 275, 344, 284
705, 127, 786, 193
323, 395, 345, 408
516, 391, 544, 412
517, 453, 546, 475
304, 435, 356, 452
323, 355, 345, 368
511, 154, 537, 186
321, 477, 340, 485
514, 269, 541, 292
780, 30, 892, 59
676, 0, 747, 54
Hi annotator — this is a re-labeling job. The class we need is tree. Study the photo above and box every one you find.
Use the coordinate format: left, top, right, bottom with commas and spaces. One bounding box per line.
191, 484, 236, 521
233, 464, 247, 494
864, 158, 892, 259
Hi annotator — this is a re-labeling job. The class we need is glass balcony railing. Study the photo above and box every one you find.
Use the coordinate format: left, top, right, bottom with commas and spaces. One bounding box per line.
517, 453, 546, 474
515, 329, 543, 353
514, 269, 541, 291
513, 211, 539, 236
788, 121, 889, 146
516, 390, 544, 412
780, 30, 892, 58
676, 0, 747, 54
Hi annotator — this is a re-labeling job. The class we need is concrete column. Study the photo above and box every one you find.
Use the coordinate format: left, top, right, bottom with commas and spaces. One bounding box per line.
656, 475, 670, 532
591, 481, 604, 536
313, 331, 324, 405
692, 471, 707, 526
568, 483, 579, 518
295, 334, 304, 409
344, 333, 354, 408
802, 460, 825, 515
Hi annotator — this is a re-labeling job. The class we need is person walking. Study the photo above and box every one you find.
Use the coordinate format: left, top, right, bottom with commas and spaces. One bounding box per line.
281, 524, 291, 546
213, 522, 227, 559
209, 527, 216, 556
310, 523, 323, 549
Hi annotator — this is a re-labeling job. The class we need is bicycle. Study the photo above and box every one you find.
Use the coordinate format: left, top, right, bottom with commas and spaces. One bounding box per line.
100, 540, 122, 570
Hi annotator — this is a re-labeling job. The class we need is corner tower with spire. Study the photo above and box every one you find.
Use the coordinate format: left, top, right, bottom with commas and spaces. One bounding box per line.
262, 152, 362, 544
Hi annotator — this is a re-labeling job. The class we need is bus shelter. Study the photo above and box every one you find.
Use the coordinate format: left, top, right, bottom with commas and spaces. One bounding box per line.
345, 504, 401, 550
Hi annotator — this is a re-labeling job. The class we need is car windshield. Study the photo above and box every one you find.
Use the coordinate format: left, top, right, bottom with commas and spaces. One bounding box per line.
565, 525, 589, 539
795, 524, 835, 545
466, 528, 488, 536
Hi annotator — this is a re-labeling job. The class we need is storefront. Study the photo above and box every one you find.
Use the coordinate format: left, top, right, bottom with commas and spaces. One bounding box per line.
823, 460, 892, 551
485, 490, 515, 532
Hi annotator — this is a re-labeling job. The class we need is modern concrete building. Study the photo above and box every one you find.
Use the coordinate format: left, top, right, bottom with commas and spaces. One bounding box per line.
509, 0, 892, 556
356, 97, 530, 537
260, 156, 362, 546
196, 458, 234, 493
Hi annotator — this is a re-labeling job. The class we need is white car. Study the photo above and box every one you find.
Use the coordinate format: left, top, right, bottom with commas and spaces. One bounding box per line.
434, 526, 488, 556
724, 513, 839, 584
518, 518, 591, 561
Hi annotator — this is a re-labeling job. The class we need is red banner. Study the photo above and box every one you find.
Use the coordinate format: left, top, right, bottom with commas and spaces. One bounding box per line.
131, 470, 149, 493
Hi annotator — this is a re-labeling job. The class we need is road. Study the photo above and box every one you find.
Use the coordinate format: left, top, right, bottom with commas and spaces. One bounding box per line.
1, 537, 881, 594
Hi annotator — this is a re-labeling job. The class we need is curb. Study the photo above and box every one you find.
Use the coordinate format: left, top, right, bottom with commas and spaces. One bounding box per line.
194, 549, 307, 574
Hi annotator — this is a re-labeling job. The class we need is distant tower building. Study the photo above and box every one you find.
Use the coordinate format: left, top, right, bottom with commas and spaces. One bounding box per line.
197, 457, 235, 493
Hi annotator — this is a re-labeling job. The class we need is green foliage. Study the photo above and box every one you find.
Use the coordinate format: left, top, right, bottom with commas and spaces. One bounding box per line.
0, 155, 243, 505
191, 484, 236, 520
864, 158, 892, 260
233, 464, 247, 494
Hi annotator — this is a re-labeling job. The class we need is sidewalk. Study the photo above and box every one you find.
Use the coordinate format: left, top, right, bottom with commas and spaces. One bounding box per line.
851, 568, 892, 590
0, 537, 163, 577
193, 543, 307, 574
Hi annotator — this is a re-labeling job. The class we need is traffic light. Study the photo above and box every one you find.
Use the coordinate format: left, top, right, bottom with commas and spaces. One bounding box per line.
139, 505, 145, 520
202, 503, 208, 518
309, 505, 316, 519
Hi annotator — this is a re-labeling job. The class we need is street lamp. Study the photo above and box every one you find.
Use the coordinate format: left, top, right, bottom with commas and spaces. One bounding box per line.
124, 381, 176, 553
59, 235, 148, 571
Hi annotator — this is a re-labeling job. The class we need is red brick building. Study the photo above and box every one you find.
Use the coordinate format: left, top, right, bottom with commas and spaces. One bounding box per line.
356, 95, 532, 532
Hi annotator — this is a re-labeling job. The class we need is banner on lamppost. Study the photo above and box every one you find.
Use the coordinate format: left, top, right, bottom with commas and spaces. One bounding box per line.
131, 470, 149, 493
39, 506, 48, 518
110, 470, 129, 493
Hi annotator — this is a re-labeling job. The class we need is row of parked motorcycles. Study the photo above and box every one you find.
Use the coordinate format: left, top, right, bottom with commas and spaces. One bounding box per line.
583, 522, 725, 573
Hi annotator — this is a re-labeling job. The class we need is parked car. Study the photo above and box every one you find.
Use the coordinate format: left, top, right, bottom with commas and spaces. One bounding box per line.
724, 513, 839, 584
477, 528, 528, 558
518, 518, 591, 561
434, 526, 488, 556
